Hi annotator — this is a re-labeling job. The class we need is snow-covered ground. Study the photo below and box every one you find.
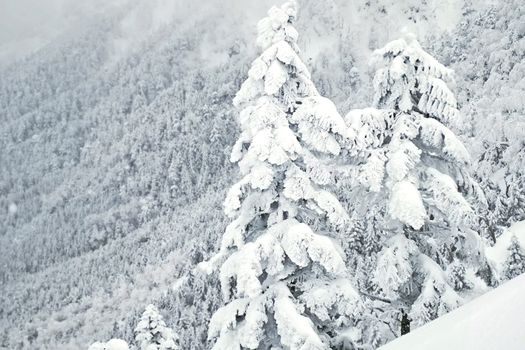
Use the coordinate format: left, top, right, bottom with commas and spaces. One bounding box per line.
379, 272, 525, 350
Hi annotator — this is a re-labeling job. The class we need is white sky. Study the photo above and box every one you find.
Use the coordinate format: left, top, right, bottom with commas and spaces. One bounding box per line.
0, 0, 128, 64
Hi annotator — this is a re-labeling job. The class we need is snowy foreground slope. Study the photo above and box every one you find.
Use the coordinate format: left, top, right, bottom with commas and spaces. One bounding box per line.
380, 273, 525, 350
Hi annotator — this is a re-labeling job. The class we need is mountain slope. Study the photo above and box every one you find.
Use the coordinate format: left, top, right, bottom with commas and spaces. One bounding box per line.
0, 0, 523, 349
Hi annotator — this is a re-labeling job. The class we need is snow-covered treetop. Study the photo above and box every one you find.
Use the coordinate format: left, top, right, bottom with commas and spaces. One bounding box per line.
374, 33, 453, 80
88, 339, 129, 350
256, 0, 299, 52
233, 41, 318, 109
135, 304, 178, 350
234, 1, 318, 110
372, 33, 464, 131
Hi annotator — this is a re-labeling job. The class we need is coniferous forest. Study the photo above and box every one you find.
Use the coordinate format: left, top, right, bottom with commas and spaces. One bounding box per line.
0, 1, 524, 349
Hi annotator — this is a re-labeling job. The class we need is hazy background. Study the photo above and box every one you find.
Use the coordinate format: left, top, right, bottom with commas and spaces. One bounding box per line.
0, 0, 474, 68
0, 0, 277, 67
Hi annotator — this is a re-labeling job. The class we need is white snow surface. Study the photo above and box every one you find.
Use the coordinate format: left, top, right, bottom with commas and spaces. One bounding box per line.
379, 272, 525, 350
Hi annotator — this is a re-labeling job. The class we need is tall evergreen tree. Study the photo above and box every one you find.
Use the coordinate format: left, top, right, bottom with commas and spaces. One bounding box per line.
502, 235, 525, 281
135, 304, 179, 350
202, 1, 361, 349
339, 33, 489, 344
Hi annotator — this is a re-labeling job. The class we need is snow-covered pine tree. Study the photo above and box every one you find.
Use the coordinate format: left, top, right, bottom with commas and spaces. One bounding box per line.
502, 235, 525, 281
88, 339, 129, 350
340, 33, 489, 341
134, 304, 179, 350
201, 1, 361, 349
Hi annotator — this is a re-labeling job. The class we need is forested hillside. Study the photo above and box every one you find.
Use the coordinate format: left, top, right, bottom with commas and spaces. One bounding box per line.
0, 0, 523, 349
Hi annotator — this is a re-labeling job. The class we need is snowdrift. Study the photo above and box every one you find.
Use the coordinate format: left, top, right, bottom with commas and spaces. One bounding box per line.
379, 273, 525, 350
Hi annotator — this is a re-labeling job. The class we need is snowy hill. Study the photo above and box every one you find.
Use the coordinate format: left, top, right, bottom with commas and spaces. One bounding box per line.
379, 273, 525, 350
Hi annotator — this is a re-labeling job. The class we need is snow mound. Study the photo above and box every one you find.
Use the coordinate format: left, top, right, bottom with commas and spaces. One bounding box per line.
379, 273, 525, 350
